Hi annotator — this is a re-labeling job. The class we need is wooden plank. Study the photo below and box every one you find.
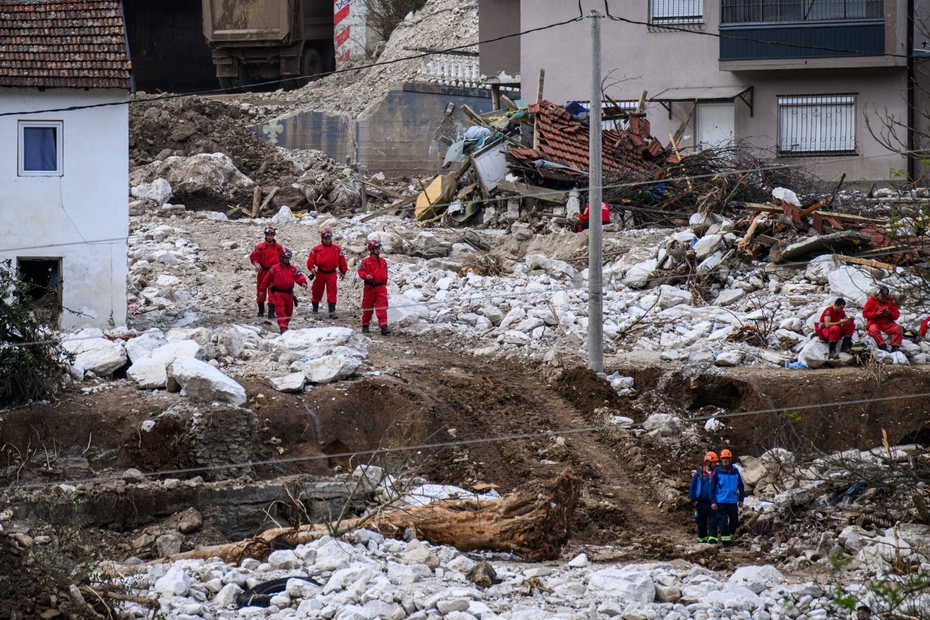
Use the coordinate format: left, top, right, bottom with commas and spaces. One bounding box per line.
461, 104, 488, 127
251, 186, 262, 218
533, 69, 545, 150
358, 178, 405, 200
496, 179, 568, 203
668, 134, 692, 191
259, 186, 279, 215
832, 253, 896, 270
360, 197, 416, 223
672, 102, 696, 146
635, 90, 647, 114
740, 202, 884, 224
501, 95, 518, 111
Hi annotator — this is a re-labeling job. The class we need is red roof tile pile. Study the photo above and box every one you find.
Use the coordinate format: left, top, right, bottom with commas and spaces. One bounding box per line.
508, 100, 666, 179
856, 225, 930, 265
0, 0, 131, 89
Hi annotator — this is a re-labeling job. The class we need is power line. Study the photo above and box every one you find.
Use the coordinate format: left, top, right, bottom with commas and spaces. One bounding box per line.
3, 388, 928, 493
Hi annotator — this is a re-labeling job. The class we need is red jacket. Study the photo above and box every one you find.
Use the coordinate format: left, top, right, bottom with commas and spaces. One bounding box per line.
819, 306, 848, 326
358, 255, 389, 286
307, 243, 348, 275
578, 202, 610, 225
862, 296, 899, 324
250, 241, 286, 270
260, 263, 308, 294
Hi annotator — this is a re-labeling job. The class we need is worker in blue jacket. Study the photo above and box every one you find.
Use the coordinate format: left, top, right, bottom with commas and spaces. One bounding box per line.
689, 452, 719, 543
711, 448, 745, 552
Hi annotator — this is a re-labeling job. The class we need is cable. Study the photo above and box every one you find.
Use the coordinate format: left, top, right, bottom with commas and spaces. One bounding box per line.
3, 388, 928, 492
0, 12, 585, 119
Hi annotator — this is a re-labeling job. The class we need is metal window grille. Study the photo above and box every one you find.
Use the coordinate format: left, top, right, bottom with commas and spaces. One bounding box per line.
722, 0, 883, 24
777, 95, 856, 155
650, 0, 704, 24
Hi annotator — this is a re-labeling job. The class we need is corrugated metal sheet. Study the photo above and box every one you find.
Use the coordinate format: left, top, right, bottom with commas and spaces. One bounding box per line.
0, 0, 132, 89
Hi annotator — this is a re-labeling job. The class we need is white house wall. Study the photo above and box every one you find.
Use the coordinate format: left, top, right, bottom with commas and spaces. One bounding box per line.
0, 88, 128, 330
520, 0, 907, 183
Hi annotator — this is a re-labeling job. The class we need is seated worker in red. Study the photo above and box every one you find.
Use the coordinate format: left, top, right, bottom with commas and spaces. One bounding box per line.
862, 286, 904, 351
816, 298, 855, 359
259, 250, 310, 333
920, 316, 930, 339
575, 202, 611, 232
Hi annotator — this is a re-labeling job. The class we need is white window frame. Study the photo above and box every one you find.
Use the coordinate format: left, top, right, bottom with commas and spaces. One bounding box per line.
650, 0, 704, 25
777, 95, 857, 156
18, 120, 64, 176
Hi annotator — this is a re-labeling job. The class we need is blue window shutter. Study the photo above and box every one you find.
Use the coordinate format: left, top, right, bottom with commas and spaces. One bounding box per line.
23, 126, 57, 171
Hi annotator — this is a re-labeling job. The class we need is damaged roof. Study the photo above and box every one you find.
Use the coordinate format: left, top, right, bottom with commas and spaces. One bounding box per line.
0, 0, 132, 89
508, 100, 665, 179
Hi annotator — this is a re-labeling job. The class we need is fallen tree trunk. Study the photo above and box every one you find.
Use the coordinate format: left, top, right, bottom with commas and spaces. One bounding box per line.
169, 469, 580, 565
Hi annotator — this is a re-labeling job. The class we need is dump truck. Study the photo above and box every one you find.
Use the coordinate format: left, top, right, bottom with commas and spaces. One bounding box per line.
202, 0, 336, 89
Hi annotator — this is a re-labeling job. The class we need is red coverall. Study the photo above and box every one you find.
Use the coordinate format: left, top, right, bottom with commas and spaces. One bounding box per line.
575, 203, 611, 232
816, 306, 855, 343
250, 241, 285, 303
307, 243, 348, 304
259, 264, 308, 332
358, 254, 389, 328
862, 295, 903, 347
920, 316, 930, 338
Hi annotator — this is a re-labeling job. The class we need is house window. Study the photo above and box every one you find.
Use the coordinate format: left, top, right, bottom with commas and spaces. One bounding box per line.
19, 121, 63, 176
777, 95, 856, 155
650, 0, 704, 25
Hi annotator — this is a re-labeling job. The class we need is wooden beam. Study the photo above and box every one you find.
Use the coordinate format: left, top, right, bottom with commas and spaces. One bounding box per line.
496, 179, 569, 204
251, 186, 262, 218
740, 202, 884, 224
259, 186, 279, 215
533, 69, 545, 150
460, 104, 488, 127
358, 178, 406, 200
501, 95, 518, 111
671, 102, 696, 146
832, 254, 896, 270
635, 90, 647, 114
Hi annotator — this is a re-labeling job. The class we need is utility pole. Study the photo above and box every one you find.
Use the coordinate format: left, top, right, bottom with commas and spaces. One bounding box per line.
587, 9, 604, 373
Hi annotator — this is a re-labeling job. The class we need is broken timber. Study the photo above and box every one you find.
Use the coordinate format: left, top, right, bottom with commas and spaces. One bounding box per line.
738, 202, 884, 224
168, 469, 580, 565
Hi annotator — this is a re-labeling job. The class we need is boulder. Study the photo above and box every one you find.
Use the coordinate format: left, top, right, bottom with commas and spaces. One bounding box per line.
293, 354, 362, 384
805, 255, 843, 284
217, 325, 259, 359
656, 284, 692, 309
622, 259, 658, 288
271, 327, 368, 360
127, 340, 203, 389
124, 330, 169, 363
270, 372, 306, 393
166, 327, 213, 346
131, 153, 254, 195
797, 339, 829, 369
693, 233, 723, 260
61, 330, 127, 377
587, 568, 656, 604
828, 266, 878, 305
643, 413, 680, 436
715, 288, 746, 306
130, 178, 173, 205
715, 350, 743, 367
167, 357, 246, 406
387, 296, 428, 326
328, 180, 362, 210
154, 565, 190, 597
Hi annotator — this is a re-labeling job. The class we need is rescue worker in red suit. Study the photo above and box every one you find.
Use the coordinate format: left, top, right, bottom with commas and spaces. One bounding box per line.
358, 240, 391, 335
250, 226, 286, 319
259, 250, 310, 333
307, 228, 348, 319
574, 202, 611, 232
816, 298, 855, 359
862, 286, 904, 351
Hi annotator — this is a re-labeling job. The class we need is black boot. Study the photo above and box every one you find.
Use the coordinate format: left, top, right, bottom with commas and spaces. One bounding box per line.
828, 341, 838, 359
362, 325, 370, 333
328, 303, 337, 319
267, 304, 276, 320
841, 336, 853, 353
257, 302, 265, 318
312, 301, 319, 314
381, 326, 391, 336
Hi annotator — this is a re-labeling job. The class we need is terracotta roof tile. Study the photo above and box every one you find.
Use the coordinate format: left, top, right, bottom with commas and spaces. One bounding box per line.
0, 0, 131, 89
518, 100, 664, 178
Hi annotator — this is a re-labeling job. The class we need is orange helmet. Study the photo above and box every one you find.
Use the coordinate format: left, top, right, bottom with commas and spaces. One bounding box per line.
704, 452, 719, 463
720, 449, 733, 459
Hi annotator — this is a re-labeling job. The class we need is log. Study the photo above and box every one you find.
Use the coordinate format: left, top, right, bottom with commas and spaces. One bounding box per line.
251, 187, 262, 218
168, 469, 580, 565
533, 69, 545, 149
259, 186, 279, 215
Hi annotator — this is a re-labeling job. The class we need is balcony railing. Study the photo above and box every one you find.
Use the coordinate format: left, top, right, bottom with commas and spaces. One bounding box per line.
721, 0, 883, 24
719, 0, 885, 61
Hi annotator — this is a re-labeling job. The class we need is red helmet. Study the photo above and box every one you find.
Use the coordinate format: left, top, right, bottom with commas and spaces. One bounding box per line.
720, 449, 733, 459
704, 452, 719, 463
264, 226, 277, 235
321, 228, 333, 238
367, 239, 382, 251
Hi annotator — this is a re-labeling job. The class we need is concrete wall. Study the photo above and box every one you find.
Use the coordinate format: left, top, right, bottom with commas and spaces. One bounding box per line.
479, 0, 521, 78
0, 89, 129, 330
517, 0, 908, 183
250, 85, 498, 176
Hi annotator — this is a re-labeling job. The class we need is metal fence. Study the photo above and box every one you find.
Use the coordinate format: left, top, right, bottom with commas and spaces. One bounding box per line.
649, 0, 704, 24
722, 0, 883, 24
778, 94, 857, 155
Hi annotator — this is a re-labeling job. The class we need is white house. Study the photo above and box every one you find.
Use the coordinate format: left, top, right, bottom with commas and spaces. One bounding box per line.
0, 0, 132, 329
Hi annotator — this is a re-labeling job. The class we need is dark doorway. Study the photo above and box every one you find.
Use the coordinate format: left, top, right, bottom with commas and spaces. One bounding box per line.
17, 258, 62, 326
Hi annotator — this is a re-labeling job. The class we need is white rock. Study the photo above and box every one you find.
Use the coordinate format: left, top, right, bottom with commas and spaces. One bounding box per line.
693, 234, 723, 260
131, 178, 173, 205
480, 306, 504, 325
294, 354, 363, 383
656, 284, 692, 308
132, 153, 254, 194
697, 250, 724, 275
805, 255, 843, 284
127, 340, 203, 389
567, 553, 588, 568
61, 330, 127, 377
797, 339, 829, 369
268, 549, 302, 570
587, 568, 656, 604
314, 538, 355, 571
643, 413, 680, 436
705, 417, 726, 432
124, 330, 169, 363
167, 357, 246, 405
271, 205, 295, 224
154, 565, 190, 597
446, 555, 476, 574
213, 583, 243, 607
729, 565, 784, 586
388, 296, 428, 326
166, 327, 212, 346
715, 350, 743, 367
827, 266, 878, 305
498, 306, 527, 330
622, 259, 658, 288
271, 327, 368, 359
715, 288, 746, 306
270, 372, 306, 392
387, 562, 432, 585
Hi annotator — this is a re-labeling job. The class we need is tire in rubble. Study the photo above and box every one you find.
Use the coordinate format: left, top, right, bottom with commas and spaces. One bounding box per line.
235, 575, 321, 607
